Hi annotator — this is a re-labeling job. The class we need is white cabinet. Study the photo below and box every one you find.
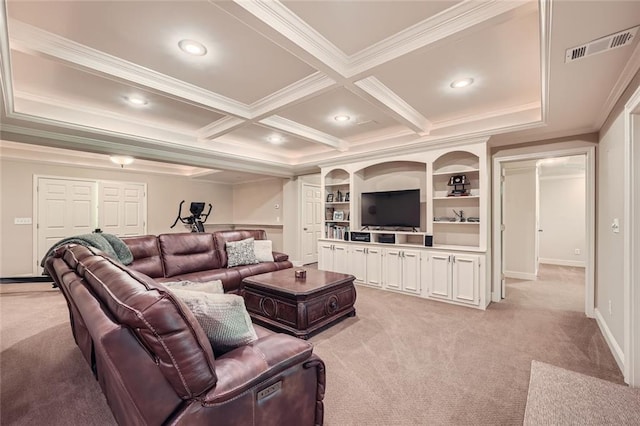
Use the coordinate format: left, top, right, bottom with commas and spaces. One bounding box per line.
350, 245, 382, 287
426, 252, 480, 306
383, 248, 422, 295
318, 242, 349, 274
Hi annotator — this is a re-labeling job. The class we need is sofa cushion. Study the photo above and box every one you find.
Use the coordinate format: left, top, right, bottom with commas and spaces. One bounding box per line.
121, 235, 165, 278
164, 280, 224, 294
171, 289, 258, 356
226, 238, 260, 268
254, 240, 274, 262
60, 245, 218, 399
159, 233, 222, 277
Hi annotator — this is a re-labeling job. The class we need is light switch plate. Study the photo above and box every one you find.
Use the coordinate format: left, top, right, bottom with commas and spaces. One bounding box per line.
14, 217, 33, 225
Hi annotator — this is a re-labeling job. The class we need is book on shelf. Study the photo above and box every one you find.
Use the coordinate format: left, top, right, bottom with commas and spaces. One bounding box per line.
325, 223, 349, 240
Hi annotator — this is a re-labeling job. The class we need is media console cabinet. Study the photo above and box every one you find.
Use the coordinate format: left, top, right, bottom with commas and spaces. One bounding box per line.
319, 138, 491, 310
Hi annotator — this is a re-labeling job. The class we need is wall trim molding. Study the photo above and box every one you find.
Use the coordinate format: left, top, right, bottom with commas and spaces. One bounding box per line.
539, 259, 586, 268
503, 271, 537, 281
595, 308, 625, 374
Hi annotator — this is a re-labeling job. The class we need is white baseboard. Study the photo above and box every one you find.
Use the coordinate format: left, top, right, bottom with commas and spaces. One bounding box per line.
291, 259, 304, 267
539, 258, 586, 267
594, 308, 625, 373
504, 271, 537, 281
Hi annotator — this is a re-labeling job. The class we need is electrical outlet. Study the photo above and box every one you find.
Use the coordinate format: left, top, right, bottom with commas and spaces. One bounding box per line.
574, 248, 581, 255
608, 300, 612, 316
14, 217, 32, 225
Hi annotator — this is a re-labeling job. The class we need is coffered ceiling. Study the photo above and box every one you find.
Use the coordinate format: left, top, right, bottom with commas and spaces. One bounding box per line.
1, 0, 639, 179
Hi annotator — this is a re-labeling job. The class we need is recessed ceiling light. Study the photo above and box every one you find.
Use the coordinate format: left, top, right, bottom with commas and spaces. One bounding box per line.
178, 39, 207, 56
334, 115, 351, 122
267, 135, 283, 144
126, 95, 148, 106
450, 78, 474, 89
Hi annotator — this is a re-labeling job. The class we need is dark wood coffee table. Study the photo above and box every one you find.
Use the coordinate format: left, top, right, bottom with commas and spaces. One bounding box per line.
242, 268, 356, 339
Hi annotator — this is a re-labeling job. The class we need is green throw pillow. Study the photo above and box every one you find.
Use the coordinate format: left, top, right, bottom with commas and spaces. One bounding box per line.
226, 237, 259, 268
171, 289, 258, 355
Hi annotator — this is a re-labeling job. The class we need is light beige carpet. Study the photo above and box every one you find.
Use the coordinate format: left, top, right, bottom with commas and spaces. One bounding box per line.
524, 360, 640, 425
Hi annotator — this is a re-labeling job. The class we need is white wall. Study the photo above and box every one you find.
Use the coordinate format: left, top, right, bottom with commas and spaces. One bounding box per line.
503, 163, 537, 279
232, 178, 286, 251
1, 158, 232, 276
539, 174, 586, 266
597, 112, 626, 348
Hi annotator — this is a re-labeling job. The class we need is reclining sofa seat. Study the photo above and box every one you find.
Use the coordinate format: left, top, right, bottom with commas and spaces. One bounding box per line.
121, 230, 292, 294
45, 244, 325, 426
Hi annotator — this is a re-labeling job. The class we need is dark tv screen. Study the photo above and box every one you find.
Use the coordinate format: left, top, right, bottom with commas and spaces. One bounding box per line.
361, 189, 420, 228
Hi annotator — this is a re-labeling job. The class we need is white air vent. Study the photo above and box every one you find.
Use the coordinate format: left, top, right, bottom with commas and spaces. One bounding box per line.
565, 26, 639, 63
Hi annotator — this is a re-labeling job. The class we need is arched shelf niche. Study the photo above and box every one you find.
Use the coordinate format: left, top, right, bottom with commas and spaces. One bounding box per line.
352, 161, 427, 231
323, 167, 350, 239
431, 150, 481, 248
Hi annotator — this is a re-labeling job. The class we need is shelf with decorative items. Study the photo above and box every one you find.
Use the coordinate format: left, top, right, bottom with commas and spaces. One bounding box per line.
430, 149, 485, 250
323, 168, 351, 240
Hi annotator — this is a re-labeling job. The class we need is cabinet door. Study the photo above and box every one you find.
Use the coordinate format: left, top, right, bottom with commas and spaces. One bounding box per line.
350, 246, 367, 283
333, 244, 350, 275
402, 249, 422, 294
383, 249, 402, 290
366, 247, 383, 287
452, 255, 479, 305
318, 243, 334, 271
427, 253, 452, 300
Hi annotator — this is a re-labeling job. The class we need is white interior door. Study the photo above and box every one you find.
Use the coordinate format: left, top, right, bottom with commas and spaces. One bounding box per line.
37, 178, 97, 271
301, 183, 321, 265
98, 181, 146, 236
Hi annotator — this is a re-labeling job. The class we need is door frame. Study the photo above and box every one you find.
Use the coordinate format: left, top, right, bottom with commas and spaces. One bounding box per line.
492, 145, 596, 318
624, 84, 640, 386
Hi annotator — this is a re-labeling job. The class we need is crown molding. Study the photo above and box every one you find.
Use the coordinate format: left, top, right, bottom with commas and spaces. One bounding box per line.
1, 123, 295, 177
0, 2, 15, 114
249, 72, 336, 118
539, 0, 552, 125
8, 19, 251, 118
314, 135, 491, 168
259, 115, 348, 151
0, 140, 215, 177
15, 90, 197, 140
346, 0, 532, 77
198, 116, 247, 140
595, 33, 640, 129
430, 101, 541, 131
233, 0, 349, 76
354, 76, 430, 133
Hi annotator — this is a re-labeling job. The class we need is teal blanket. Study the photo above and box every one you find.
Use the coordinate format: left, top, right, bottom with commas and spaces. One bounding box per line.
41, 233, 133, 268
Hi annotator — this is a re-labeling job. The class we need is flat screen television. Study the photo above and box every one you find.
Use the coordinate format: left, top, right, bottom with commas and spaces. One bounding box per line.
361, 189, 420, 228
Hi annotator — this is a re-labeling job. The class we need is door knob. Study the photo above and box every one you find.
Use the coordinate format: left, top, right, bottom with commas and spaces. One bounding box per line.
304, 227, 308, 230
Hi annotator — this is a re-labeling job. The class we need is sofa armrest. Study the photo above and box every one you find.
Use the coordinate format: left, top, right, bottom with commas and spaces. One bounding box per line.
272, 251, 289, 262
203, 334, 313, 403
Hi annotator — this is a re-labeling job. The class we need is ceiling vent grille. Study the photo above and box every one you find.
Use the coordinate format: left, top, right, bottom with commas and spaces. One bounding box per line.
565, 26, 639, 63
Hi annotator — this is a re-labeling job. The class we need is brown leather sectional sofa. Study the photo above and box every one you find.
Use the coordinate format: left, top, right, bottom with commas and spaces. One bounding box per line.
121, 229, 293, 293
44, 230, 325, 425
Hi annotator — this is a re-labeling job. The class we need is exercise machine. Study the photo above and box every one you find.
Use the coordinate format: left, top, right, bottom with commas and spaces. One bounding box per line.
170, 200, 212, 232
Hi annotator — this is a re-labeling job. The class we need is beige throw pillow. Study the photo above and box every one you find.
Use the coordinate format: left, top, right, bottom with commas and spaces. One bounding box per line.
171, 289, 257, 355
253, 240, 274, 262
164, 280, 224, 294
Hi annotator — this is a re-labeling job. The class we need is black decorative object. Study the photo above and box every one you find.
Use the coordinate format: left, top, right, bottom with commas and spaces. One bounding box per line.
447, 174, 469, 196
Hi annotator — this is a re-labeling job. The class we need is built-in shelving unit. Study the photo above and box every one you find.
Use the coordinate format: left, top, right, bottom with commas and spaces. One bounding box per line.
318, 139, 490, 310
323, 169, 350, 240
